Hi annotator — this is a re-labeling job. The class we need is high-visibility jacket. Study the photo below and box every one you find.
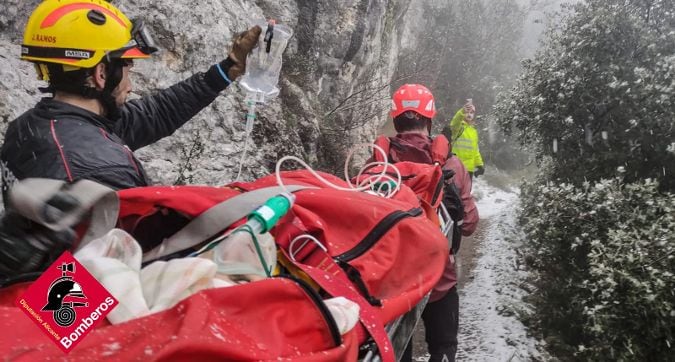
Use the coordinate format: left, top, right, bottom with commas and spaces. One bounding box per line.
448, 108, 484, 172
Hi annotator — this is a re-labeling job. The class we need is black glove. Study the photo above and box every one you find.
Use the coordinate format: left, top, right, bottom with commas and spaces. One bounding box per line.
474, 165, 485, 177
0, 212, 76, 278
0, 190, 81, 281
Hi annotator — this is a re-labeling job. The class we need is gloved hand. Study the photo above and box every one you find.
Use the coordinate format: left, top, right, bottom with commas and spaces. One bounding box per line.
227, 25, 262, 80
0, 189, 81, 279
0, 212, 76, 277
474, 165, 485, 177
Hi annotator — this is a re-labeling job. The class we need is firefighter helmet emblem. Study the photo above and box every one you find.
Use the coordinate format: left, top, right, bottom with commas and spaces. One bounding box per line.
42, 262, 88, 327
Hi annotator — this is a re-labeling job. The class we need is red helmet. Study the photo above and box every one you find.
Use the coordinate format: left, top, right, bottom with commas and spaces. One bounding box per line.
390, 84, 436, 119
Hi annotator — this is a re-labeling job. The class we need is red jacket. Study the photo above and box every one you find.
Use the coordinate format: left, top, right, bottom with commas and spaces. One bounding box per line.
379, 132, 479, 300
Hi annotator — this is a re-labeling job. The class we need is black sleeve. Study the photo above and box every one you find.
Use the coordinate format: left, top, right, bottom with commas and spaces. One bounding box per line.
114, 59, 235, 151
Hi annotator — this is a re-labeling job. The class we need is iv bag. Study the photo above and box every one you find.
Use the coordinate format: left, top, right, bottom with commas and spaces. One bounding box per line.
238, 19, 293, 100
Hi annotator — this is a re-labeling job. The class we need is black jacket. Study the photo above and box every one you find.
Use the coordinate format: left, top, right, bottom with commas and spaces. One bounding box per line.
1, 65, 231, 204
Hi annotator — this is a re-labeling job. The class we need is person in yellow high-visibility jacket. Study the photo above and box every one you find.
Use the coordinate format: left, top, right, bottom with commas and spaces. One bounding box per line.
447, 101, 484, 178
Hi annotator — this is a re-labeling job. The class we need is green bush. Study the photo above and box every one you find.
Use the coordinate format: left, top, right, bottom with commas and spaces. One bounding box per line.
496, 0, 675, 191
520, 177, 674, 360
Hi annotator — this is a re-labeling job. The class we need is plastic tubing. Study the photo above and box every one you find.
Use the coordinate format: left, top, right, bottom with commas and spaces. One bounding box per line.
274, 143, 401, 197
235, 98, 257, 181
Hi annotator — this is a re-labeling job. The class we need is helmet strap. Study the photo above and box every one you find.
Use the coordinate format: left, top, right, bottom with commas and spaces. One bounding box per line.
39, 60, 124, 119
39, 64, 99, 98
99, 59, 124, 120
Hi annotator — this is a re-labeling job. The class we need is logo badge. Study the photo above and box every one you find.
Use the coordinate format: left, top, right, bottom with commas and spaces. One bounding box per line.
16, 251, 117, 353
401, 100, 420, 108
64, 50, 92, 59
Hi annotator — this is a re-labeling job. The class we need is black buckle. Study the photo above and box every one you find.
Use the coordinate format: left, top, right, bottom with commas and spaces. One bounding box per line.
131, 19, 159, 55
264, 21, 274, 53
106, 19, 158, 61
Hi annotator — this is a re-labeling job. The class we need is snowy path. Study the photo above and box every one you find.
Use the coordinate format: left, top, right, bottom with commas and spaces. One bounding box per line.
454, 178, 547, 361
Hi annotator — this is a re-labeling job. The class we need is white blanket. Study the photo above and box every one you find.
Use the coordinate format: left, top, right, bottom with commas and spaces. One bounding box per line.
75, 229, 236, 324
74, 229, 359, 334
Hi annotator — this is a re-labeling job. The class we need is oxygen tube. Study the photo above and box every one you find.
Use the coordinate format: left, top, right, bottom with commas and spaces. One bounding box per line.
274, 143, 403, 198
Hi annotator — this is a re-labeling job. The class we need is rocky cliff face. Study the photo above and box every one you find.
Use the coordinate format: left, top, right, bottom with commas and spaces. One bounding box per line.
0, 0, 436, 191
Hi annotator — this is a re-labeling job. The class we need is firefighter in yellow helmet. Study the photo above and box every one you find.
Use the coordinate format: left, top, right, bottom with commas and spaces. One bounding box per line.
1, 0, 261, 201
446, 100, 485, 178
0, 0, 261, 281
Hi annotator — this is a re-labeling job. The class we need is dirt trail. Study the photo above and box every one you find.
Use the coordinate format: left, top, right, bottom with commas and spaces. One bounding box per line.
407, 177, 547, 361
407, 224, 487, 360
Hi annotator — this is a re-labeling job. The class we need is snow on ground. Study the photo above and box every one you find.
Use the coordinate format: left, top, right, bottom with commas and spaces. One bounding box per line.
454, 177, 549, 362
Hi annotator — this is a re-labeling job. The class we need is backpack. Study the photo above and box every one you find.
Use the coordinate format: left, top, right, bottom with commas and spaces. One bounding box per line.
369, 135, 465, 235
368, 135, 466, 254
0, 171, 449, 361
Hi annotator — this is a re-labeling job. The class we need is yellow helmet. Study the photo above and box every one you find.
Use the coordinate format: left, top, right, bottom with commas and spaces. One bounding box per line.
21, 0, 158, 71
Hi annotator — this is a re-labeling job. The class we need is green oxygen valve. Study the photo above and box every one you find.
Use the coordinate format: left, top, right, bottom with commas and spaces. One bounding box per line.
248, 192, 295, 233
371, 180, 397, 194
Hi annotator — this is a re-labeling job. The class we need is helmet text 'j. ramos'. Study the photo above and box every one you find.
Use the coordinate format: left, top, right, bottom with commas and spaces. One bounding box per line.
31, 34, 56, 43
